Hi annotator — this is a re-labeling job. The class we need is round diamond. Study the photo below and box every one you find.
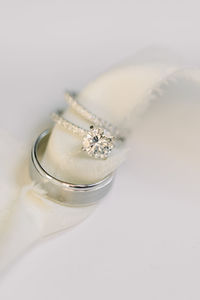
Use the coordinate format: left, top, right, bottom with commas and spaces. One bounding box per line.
82, 127, 114, 159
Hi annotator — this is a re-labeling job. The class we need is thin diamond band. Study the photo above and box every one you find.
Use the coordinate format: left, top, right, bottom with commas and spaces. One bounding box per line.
65, 92, 124, 141
52, 112, 87, 137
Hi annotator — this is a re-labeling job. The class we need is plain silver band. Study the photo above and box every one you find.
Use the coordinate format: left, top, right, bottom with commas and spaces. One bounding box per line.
29, 129, 114, 206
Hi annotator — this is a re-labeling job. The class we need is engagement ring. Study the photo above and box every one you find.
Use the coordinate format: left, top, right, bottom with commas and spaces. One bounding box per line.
52, 93, 124, 159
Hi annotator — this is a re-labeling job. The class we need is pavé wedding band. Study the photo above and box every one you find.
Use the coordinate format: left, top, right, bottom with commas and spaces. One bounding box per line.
64, 92, 123, 139
30, 129, 114, 206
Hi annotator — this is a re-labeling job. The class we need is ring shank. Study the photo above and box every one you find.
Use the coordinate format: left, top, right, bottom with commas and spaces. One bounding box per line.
29, 129, 114, 206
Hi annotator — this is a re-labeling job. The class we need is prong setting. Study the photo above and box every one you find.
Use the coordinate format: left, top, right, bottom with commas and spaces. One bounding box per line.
82, 126, 114, 159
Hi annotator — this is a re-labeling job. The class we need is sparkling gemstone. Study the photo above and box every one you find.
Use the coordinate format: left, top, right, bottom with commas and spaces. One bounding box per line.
82, 127, 114, 159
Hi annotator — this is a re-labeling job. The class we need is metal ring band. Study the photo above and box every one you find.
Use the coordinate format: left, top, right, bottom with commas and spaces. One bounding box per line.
29, 129, 114, 206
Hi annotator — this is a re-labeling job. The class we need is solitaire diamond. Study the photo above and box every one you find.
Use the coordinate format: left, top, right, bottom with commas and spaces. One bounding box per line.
82, 126, 114, 159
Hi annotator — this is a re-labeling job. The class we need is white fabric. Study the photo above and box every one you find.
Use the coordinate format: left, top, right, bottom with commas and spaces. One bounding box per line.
1, 53, 195, 273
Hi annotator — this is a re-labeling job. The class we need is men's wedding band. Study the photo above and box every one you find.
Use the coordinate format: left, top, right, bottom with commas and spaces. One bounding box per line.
29, 129, 114, 206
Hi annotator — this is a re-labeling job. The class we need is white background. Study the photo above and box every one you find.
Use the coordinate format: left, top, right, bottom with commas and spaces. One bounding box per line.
1, 0, 200, 299
1, 0, 200, 141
